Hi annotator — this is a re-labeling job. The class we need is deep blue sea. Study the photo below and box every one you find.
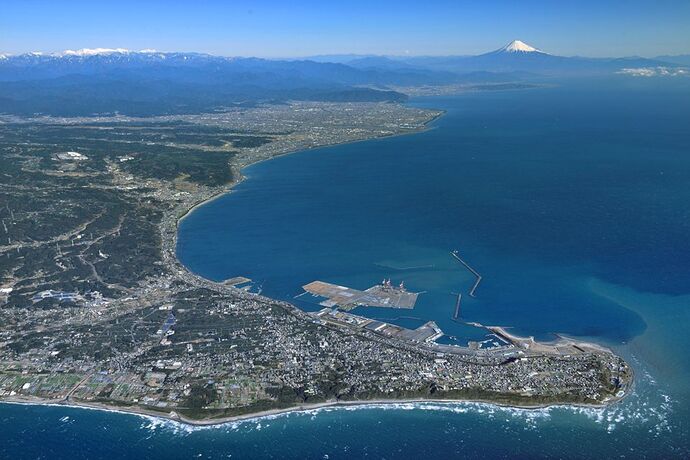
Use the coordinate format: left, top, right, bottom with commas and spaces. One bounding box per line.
4, 78, 690, 458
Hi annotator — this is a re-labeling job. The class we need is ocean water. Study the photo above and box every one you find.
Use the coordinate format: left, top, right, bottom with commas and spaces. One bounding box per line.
4, 79, 690, 458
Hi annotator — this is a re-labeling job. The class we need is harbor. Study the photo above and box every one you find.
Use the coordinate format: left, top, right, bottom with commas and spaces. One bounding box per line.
315, 308, 443, 343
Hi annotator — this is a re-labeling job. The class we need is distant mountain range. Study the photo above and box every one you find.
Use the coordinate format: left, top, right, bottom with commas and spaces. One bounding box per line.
0, 41, 687, 116
0, 49, 455, 116
339, 40, 680, 75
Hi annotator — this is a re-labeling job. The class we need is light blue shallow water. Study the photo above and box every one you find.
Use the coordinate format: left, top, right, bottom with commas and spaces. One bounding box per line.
4, 79, 690, 458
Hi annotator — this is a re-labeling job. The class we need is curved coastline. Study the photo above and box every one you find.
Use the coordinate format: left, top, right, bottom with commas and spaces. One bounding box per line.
167, 106, 446, 283
175, 108, 446, 227
3, 104, 633, 427
163, 103, 631, 423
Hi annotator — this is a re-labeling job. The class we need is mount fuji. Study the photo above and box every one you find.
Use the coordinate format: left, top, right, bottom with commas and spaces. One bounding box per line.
393, 39, 673, 75
493, 40, 545, 54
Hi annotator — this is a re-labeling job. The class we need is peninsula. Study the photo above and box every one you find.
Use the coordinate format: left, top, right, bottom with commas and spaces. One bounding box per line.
0, 101, 631, 424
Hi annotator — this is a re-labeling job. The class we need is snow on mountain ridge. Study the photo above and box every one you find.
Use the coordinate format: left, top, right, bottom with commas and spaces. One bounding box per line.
61, 48, 153, 56
0, 49, 232, 66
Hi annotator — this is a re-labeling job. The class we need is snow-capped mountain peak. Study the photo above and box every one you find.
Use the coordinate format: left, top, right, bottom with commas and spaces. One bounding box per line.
61, 48, 132, 56
498, 40, 542, 54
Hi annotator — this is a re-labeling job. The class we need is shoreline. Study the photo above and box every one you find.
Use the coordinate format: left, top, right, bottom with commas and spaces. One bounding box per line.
1, 393, 614, 428
147, 97, 629, 425
175, 108, 445, 226
2, 102, 632, 426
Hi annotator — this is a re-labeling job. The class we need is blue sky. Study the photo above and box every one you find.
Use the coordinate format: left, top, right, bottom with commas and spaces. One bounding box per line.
1, 0, 689, 57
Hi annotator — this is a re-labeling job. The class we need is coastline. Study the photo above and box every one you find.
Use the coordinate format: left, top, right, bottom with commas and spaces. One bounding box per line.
1, 102, 631, 426
1, 393, 614, 429
166, 105, 446, 284
175, 108, 445, 226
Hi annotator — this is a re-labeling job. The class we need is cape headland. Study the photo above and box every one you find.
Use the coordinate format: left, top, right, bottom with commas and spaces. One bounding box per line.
0, 101, 631, 424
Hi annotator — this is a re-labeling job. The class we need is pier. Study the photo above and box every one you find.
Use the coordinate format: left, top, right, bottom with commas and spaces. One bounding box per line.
451, 250, 482, 297
452, 293, 462, 321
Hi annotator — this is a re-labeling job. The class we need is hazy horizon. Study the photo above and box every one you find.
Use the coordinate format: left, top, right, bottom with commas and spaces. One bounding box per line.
2, 0, 690, 58
2, 41, 689, 60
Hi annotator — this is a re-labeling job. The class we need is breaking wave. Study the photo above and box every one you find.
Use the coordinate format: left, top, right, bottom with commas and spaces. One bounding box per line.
138, 356, 674, 437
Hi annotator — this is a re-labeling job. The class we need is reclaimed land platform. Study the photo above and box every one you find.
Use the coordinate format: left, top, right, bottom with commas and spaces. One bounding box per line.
303, 280, 418, 309
223, 276, 252, 286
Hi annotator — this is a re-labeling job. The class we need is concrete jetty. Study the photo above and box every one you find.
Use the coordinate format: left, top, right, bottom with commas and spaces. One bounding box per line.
451, 250, 482, 297
453, 293, 462, 321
